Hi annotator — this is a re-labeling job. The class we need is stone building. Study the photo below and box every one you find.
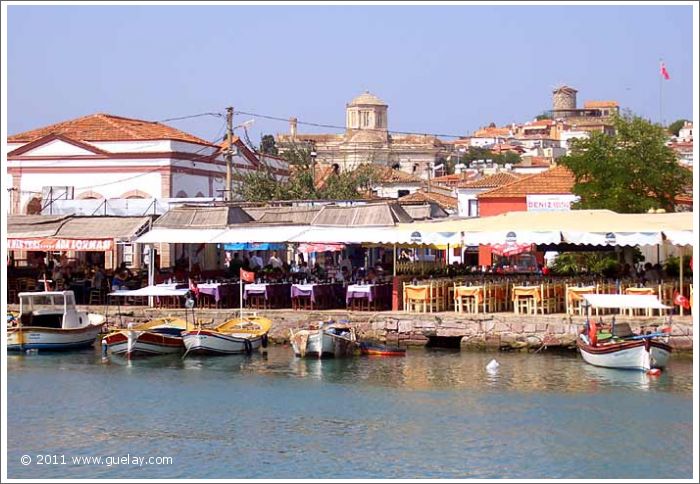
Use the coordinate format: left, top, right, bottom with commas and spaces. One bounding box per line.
275, 91, 445, 180
547, 85, 619, 135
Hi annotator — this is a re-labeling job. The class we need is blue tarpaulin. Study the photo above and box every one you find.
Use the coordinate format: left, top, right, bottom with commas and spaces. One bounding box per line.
222, 242, 286, 251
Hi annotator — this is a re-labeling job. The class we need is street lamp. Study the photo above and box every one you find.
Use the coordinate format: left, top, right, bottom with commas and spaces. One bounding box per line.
310, 145, 318, 188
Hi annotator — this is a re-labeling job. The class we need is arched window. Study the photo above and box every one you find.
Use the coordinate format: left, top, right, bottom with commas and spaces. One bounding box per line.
175, 190, 188, 198
195, 192, 205, 197
391, 163, 400, 170
26, 197, 42, 215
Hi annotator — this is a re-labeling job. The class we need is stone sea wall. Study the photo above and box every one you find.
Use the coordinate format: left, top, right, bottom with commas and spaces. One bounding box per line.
10, 304, 692, 354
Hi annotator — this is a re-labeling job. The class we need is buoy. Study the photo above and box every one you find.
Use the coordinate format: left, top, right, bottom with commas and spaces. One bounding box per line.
486, 359, 500, 371
647, 368, 662, 376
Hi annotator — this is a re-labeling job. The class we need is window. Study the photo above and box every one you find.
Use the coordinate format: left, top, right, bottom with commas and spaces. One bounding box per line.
398, 189, 410, 197
468, 199, 479, 217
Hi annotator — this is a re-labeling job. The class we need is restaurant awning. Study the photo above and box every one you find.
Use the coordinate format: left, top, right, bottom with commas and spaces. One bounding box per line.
211, 225, 310, 244
135, 228, 226, 244
7, 215, 152, 251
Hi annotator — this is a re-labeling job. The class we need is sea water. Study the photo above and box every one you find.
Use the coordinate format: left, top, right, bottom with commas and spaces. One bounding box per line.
6, 347, 694, 479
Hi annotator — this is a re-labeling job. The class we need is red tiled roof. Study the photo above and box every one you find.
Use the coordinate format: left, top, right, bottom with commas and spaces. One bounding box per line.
355, 164, 423, 183
473, 127, 511, 138
477, 165, 575, 198
399, 190, 458, 210
515, 156, 554, 167
8, 113, 214, 146
432, 172, 478, 187
456, 172, 522, 189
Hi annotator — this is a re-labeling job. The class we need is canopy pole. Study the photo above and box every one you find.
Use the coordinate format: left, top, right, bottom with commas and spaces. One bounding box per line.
679, 246, 684, 317
239, 278, 244, 322
393, 244, 397, 277
148, 243, 155, 308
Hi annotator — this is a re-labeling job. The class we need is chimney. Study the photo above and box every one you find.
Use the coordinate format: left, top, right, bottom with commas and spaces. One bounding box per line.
289, 117, 298, 139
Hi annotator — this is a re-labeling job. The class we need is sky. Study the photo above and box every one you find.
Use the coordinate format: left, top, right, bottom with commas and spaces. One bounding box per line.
6, 4, 695, 145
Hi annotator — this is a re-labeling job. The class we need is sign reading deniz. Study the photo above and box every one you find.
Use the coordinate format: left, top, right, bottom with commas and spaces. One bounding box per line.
526, 194, 580, 212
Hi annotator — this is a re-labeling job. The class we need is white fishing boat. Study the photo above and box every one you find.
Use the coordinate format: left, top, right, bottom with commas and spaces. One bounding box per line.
182, 316, 272, 356
103, 317, 189, 358
7, 291, 104, 352
577, 294, 672, 372
289, 321, 357, 358
102, 284, 191, 358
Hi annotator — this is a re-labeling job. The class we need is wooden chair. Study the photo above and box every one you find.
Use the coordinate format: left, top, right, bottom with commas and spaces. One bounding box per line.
404, 283, 430, 313
88, 288, 104, 306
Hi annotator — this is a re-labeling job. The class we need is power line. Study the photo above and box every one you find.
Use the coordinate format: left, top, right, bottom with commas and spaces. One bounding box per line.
234, 109, 467, 139
156, 112, 223, 123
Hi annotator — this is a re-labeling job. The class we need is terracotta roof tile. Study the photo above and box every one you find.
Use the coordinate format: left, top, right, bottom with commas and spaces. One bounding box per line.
8, 113, 214, 146
583, 100, 619, 109
473, 127, 512, 138
399, 190, 458, 210
456, 172, 522, 189
477, 165, 574, 198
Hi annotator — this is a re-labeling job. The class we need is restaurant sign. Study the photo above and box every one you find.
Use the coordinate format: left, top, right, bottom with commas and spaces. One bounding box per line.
526, 194, 580, 212
8, 238, 113, 251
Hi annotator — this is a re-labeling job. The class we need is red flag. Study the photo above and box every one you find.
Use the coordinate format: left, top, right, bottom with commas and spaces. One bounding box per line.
188, 278, 200, 298
660, 62, 670, 80
240, 268, 255, 283
673, 291, 689, 309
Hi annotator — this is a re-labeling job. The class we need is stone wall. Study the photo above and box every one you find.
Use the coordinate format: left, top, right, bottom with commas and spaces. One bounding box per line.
10, 304, 691, 354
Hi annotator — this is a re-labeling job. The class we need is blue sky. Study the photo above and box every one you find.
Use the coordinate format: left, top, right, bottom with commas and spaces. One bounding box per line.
7, 4, 694, 144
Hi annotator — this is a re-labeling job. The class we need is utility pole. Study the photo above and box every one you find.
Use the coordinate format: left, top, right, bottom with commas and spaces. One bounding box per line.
225, 106, 234, 202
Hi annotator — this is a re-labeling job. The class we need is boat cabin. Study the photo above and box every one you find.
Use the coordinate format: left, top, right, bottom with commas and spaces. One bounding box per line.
18, 291, 86, 330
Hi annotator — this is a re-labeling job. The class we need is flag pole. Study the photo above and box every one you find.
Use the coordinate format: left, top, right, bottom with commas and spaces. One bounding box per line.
659, 58, 663, 126
239, 276, 244, 321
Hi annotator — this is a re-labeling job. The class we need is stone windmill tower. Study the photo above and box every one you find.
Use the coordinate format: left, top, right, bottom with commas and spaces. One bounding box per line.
552, 85, 578, 111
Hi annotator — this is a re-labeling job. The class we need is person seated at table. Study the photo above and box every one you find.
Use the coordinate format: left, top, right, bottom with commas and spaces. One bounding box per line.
335, 266, 349, 283
118, 262, 134, 279
111, 270, 129, 291
268, 251, 284, 269
366, 267, 379, 283
227, 252, 243, 277
642, 262, 660, 283
311, 262, 326, 280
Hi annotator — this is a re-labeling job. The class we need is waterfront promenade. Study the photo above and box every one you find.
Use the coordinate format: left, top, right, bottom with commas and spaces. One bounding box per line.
9, 303, 692, 353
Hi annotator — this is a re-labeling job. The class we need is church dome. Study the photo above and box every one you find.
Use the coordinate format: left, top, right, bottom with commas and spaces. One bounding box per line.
348, 129, 387, 144
348, 91, 387, 106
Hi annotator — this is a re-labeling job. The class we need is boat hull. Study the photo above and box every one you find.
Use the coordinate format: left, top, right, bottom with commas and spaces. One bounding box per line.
291, 329, 356, 358
577, 338, 672, 371
182, 330, 263, 355
104, 330, 184, 357
359, 343, 406, 357
7, 324, 103, 352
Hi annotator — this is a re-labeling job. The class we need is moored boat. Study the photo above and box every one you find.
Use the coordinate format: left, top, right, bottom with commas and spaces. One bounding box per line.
182, 316, 272, 356
577, 294, 672, 372
7, 291, 104, 352
359, 342, 406, 357
290, 321, 357, 358
103, 317, 188, 358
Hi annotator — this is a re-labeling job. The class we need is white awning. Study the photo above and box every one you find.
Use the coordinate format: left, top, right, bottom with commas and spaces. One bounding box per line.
287, 227, 460, 246
582, 294, 670, 309
109, 285, 188, 297
135, 228, 225, 244
664, 230, 694, 246
463, 231, 561, 245
211, 225, 309, 243
562, 231, 662, 247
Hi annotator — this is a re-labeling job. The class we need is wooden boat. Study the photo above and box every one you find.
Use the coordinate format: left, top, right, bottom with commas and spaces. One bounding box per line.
103, 317, 188, 358
182, 316, 272, 356
7, 291, 104, 352
290, 321, 357, 358
577, 294, 672, 372
359, 342, 406, 357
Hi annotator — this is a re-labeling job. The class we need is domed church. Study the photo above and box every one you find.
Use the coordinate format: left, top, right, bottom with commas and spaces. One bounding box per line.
275, 91, 445, 179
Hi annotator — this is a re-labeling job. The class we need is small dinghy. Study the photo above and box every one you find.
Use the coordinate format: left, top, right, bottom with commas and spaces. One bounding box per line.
359, 342, 406, 357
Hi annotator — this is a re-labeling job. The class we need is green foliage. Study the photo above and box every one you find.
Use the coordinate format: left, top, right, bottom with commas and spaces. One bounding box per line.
232, 145, 374, 202
535, 112, 552, 121
667, 119, 689, 137
259, 134, 278, 155
559, 113, 691, 213
459, 147, 521, 166
552, 252, 619, 277
663, 255, 693, 278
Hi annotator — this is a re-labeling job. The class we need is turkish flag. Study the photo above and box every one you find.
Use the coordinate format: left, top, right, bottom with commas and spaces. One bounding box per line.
660, 62, 670, 80
240, 268, 256, 283
673, 291, 689, 309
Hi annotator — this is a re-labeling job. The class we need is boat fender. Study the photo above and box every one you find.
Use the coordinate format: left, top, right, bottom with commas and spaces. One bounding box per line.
647, 368, 662, 376
588, 319, 598, 347
486, 359, 500, 371
261, 334, 268, 348
244, 338, 253, 355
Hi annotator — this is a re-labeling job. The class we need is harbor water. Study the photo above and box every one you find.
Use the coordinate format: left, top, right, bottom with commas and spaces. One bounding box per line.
7, 347, 694, 479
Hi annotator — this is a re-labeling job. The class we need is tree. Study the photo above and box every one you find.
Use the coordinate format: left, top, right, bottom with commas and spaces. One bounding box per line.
558, 113, 691, 213
667, 119, 689, 137
535, 112, 552, 121
259, 134, 278, 155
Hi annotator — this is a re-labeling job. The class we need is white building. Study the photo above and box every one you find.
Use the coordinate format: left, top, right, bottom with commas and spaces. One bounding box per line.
6, 113, 288, 215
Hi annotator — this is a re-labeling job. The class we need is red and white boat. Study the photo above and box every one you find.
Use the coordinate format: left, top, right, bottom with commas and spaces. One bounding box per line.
577, 294, 672, 372
103, 317, 188, 358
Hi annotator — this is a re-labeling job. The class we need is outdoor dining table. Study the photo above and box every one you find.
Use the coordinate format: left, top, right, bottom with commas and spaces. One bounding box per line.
243, 282, 292, 309
290, 283, 344, 310
453, 285, 484, 313
197, 282, 238, 307
512, 285, 541, 314
346, 283, 391, 311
